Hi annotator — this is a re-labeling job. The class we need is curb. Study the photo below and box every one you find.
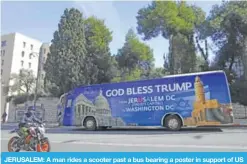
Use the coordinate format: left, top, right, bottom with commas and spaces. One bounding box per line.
231, 124, 247, 127
202, 124, 247, 128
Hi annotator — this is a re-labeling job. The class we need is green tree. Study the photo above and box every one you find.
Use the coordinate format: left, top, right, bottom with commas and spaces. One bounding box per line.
211, 13, 246, 72
136, 1, 200, 74
171, 33, 197, 73
194, 55, 206, 72
163, 52, 172, 75
44, 8, 87, 96
114, 29, 154, 82
43, 78, 61, 97
10, 69, 36, 95
201, 1, 247, 77
201, 1, 247, 105
148, 67, 167, 79
230, 80, 247, 106
191, 6, 210, 71
195, 37, 210, 71
163, 34, 198, 74
84, 16, 117, 84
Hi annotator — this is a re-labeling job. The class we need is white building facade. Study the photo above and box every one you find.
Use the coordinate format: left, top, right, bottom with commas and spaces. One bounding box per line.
1, 32, 43, 115
38, 43, 51, 95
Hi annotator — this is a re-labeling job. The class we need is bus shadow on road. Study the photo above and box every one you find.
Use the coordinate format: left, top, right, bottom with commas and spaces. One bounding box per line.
46, 127, 223, 135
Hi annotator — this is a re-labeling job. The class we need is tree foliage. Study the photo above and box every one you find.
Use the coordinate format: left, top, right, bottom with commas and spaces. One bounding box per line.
10, 69, 36, 94
209, 12, 246, 72
202, 1, 247, 39
114, 29, 154, 82
200, 2, 247, 71
136, 1, 197, 40
230, 80, 247, 106
136, 1, 200, 74
191, 6, 210, 71
41, 4, 246, 106
201, 1, 247, 104
44, 8, 87, 96
84, 16, 117, 84
43, 79, 61, 97
148, 67, 167, 79
171, 33, 197, 73
194, 55, 206, 72
44, 8, 118, 97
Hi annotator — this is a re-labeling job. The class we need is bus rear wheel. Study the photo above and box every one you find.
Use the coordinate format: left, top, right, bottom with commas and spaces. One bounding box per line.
164, 115, 182, 131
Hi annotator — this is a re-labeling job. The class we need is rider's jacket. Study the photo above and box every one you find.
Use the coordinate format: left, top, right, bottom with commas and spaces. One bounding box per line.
19, 111, 42, 127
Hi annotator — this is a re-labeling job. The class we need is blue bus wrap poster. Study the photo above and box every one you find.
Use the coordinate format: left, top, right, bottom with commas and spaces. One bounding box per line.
62, 72, 233, 127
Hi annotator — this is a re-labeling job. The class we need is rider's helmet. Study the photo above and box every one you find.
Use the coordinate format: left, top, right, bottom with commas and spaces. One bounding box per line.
26, 106, 35, 117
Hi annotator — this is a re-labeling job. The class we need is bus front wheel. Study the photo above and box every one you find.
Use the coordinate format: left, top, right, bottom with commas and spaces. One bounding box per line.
164, 115, 182, 131
84, 117, 97, 131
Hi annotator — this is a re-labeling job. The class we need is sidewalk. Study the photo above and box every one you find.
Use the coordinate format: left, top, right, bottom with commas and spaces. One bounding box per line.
200, 124, 247, 128
232, 119, 247, 127
1, 122, 60, 128
195, 119, 247, 128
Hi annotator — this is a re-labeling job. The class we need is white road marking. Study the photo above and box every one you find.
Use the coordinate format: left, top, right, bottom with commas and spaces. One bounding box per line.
73, 141, 247, 150
1, 138, 247, 150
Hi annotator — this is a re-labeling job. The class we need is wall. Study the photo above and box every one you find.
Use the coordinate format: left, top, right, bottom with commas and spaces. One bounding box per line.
7, 97, 59, 123
232, 103, 247, 119
6, 95, 247, 126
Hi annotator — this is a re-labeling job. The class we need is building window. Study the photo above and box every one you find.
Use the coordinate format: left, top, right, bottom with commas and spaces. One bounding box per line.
29, 62, 31, 68
43, 57, 46, 62
23, 42, 26, 48
31, 44, 33, 50
1, 50, 5, 56
1, 60, 4, 66
1, 41, 7, 47
20, 69, 23, 74
29, 53, 32, 59
22, 51, 25, 57
44, 48, 46, 54
1, 69, 3, 75
21, 60, 24, 67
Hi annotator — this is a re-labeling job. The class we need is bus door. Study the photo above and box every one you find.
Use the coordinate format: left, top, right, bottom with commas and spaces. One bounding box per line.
63, 94, 74, 126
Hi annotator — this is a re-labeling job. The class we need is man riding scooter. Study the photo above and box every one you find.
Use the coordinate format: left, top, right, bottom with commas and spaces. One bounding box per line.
19, 106, 42, 149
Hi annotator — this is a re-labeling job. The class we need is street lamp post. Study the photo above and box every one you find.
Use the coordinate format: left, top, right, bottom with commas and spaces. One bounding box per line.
32, 50, 42, 108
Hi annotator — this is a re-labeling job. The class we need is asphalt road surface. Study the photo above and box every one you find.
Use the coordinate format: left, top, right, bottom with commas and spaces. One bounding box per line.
1, 126, 247, 152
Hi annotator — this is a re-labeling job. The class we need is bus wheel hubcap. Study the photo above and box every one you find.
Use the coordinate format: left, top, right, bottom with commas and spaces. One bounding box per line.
86, 120, 94, 128
168, 119, 178, 129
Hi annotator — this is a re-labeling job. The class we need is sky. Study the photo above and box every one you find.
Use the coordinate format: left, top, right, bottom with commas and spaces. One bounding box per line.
1, 1, 222, 68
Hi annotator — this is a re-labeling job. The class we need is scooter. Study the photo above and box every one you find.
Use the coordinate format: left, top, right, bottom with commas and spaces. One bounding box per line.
7, 122, 51, 152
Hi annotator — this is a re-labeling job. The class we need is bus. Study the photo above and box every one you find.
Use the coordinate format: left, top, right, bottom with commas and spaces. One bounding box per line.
58, 70, 234, 131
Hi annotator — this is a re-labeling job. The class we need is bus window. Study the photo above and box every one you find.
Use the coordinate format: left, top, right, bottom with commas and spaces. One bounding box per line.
66, 99, 72, 108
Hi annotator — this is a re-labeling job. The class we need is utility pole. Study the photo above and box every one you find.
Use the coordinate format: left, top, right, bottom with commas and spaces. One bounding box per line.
33, 50, 42, 108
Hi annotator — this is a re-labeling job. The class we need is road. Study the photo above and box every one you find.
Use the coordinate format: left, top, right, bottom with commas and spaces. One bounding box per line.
1, 126, 247, 152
